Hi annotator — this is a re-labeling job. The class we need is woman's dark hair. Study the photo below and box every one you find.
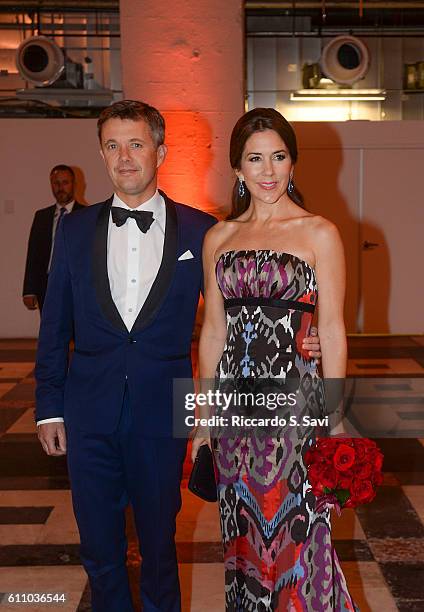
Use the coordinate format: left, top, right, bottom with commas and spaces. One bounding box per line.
229, 107, 304, 219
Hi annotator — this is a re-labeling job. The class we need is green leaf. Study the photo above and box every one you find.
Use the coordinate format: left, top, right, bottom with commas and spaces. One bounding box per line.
335, 489, 350, 506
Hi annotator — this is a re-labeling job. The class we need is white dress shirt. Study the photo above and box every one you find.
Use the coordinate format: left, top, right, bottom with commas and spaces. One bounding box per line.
37, 190, 166, 426
107, 190, 165, 330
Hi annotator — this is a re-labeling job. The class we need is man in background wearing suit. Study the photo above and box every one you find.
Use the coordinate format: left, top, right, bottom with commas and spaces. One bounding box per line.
22, 164, 84, 313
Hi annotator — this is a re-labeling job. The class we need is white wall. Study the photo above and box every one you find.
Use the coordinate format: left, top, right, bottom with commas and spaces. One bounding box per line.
0, 119, 423, 337
294, 121, 424, 333
0, 119, 113, 338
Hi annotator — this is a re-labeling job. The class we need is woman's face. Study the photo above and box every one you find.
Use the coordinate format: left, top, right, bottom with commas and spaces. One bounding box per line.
237, 129, 293, 205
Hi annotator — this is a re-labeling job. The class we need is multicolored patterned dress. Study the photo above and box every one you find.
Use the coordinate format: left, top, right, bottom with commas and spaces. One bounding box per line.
213, 249, 357, 612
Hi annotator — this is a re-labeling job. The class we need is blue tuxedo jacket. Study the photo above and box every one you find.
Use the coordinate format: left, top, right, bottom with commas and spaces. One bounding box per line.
35, 191, 217, 436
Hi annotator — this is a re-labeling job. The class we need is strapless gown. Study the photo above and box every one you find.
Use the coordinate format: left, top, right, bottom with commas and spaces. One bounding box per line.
214, 250, 357, 612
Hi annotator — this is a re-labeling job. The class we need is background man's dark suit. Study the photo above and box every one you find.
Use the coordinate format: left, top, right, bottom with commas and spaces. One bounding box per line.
23, 202, 84, 312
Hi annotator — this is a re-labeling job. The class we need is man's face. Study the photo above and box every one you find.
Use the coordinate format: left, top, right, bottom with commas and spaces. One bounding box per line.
100, 117, 167, 206
50, 170, 75, 205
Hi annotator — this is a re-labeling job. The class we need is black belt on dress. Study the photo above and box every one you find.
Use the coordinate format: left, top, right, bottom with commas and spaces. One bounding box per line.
224, 297, 315, 313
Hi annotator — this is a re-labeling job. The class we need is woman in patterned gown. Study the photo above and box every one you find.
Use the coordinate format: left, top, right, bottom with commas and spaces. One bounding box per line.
192, 108, 357, 611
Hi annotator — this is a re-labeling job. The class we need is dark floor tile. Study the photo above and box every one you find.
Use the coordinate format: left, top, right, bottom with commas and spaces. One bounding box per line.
0, 544, 81, 566
0, 407, 27, 435
395, 472, 424, 485
348, 346, 424, 360
2, 382, 36, 402
355, 363, 390, 369
0, 476, 70, 489
128, 537, 223, 565
374, 439, 424, 472
375, 383, 412, 391
76, 582, 91, 612
352, 397, 424, 405
0, 435, 68, 478
380, 563, 424, 599
176, 541, 224, 563
398, 411, 424, 420
348, 373, 424, 379
77, 573, 142, 612
0, 400, 34, 409
0, 350, 36, 362
333, 539, 374, 561
369, 537, 424, 562
0, 506, 53, 525
382, 472, 402, 486
347, 338, 419, 349
396, 600, 424, 612
356, 486, 424, 539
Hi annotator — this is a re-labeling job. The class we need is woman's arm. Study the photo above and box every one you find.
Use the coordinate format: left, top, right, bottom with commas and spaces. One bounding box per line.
314, 219, 347, 435
191, 224, 228, 460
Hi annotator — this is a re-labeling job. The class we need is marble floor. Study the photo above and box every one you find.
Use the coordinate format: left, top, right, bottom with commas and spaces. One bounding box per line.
0, 337, 424, 611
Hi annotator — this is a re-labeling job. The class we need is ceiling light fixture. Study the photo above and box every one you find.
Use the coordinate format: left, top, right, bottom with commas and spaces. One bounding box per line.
290, 89, 386, 101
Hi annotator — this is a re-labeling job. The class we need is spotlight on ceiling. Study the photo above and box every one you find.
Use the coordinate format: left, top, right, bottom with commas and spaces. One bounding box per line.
320, 36, 370, 86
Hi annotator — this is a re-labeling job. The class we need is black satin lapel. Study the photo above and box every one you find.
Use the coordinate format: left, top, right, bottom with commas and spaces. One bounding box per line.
131, 194, 178, 333
92, 197, 128, 333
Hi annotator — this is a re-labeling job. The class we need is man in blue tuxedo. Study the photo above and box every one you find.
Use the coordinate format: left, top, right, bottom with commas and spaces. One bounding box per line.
35, 100, 322, 611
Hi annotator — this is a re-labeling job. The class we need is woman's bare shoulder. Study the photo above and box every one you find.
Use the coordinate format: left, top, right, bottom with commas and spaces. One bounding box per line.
304, 214, 340, 237
204, 219, 238, 252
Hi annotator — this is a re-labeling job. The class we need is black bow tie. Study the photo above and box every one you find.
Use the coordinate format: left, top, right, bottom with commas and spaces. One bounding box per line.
111, 206, 154, 233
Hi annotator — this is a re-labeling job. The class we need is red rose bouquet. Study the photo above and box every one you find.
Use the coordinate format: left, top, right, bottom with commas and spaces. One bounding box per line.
305, 437, 384, 514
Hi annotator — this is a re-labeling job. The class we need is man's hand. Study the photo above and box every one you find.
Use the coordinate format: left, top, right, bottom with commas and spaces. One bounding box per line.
23, 295, 38, 310
302, 325, 322, 363
37, 422, 67, 456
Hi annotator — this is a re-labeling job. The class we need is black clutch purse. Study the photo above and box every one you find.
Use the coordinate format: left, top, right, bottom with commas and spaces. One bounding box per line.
188, 444, 217, 502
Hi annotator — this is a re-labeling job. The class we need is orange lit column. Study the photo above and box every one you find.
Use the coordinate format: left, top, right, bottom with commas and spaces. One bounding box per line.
119, 0, 244, 215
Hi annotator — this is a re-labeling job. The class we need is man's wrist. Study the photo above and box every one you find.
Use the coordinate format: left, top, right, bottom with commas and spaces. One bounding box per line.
36, 417, 64, 426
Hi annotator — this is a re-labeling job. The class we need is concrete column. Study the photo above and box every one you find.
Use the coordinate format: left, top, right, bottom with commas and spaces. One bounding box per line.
120, 0, 244, 216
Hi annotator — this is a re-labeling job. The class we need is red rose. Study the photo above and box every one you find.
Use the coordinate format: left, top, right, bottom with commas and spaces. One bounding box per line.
311, 484, 325, 496
353, 461, 373, 479
320, 465, 339, 490
308, 463, 324, 487
350, 478, 376, 505
338, 473, 354, 490
305, 448, 317, 466
307, 437, 383, 511
354, 438, 377, 461
374, 451, 384, 472
333, 444, 356, 472
353, 438, 368, 460
317, 438, 338, 459
373, 472, 384, 486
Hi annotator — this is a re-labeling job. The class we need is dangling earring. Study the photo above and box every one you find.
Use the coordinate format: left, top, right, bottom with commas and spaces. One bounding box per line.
288, 177, 294, 194
238, 178, 245, 198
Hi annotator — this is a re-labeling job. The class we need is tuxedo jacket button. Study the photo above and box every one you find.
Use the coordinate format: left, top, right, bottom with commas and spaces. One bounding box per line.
128, 337, 137, 344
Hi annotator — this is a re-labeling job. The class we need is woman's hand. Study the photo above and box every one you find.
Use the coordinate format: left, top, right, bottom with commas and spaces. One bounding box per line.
191, 426, 211, 463
302, 325, 322, 363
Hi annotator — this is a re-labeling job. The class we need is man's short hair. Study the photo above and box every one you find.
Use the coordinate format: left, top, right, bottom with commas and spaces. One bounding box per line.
50, 164, 75, 179
97, 100, 165, 147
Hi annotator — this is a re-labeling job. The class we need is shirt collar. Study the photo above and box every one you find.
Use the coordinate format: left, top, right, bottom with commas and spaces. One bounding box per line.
56, 200, 75, 214
111, 190, 165, 232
